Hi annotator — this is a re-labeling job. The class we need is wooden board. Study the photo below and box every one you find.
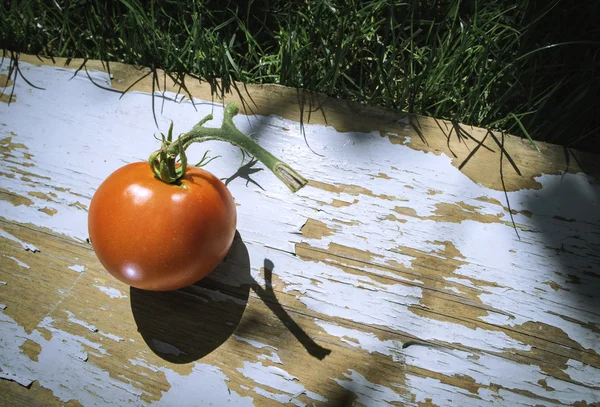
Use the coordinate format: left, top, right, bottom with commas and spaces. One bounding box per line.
0, 55, 599, 406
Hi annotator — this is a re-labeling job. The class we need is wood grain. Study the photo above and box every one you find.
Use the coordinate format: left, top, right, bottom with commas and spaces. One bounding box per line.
0, 55, 598, 406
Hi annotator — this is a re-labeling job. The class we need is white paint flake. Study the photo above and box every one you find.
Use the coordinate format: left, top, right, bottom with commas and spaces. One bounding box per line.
102, 332, 125, 342
404, 345, 600, 405
66, 312, 98, 332
94, 285, 127, 299
130, 358, 254, 406
0, 60, 598, 406
238, 362, 326, 403
233, 335, 277, 351
0, 371, 33, 387
0, 228, 39, 252
443, 286, 461, 294
316, 320, 403, 361
5, 255, 30, 269
333, 370, 408, 406
565, 359, 600, 388
257, 352, 283, 365
68, 264, 85, 273
0, 311, 140, 406
253, 386, 304, 407
66, 311, 124, 342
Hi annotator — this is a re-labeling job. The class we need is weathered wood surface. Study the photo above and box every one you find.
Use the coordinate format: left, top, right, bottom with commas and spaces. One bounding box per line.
0, 56, 599, 406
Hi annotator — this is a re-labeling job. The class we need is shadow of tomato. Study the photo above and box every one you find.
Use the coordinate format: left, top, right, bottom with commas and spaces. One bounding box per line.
130, 231, 251, 363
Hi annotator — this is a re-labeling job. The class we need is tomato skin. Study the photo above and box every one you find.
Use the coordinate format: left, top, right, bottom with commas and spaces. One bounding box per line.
88, 162, 237, 291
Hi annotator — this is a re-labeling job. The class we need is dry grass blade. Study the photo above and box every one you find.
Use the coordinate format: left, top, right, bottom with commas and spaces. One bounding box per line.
1, 0, 597, 152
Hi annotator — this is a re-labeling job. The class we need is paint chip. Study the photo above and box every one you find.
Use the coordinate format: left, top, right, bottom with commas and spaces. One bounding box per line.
94, 285, 127, 299
5, 255, 30, 269
68, 264, 85, 273
38, 207, 58, 216
233, 335, 278, 350
0, 94, 16, 104
0, 371, 33, 387
0, 228, 40, 252
0, 74, 13, 88
20, 339, 42, 362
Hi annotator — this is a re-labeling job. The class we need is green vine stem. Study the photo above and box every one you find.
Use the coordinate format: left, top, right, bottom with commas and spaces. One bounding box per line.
148, 103, 308, 192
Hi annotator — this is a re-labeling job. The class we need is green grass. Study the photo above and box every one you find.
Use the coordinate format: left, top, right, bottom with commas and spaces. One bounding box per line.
1, 0, 599, 152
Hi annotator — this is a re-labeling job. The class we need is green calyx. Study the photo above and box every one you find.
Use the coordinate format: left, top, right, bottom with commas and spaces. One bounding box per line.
148, 102, 307, 193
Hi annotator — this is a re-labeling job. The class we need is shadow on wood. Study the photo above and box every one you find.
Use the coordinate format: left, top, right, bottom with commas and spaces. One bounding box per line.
130, 231, 331, 363
526, 166, 600, 311
251, 259, 332, 360
130, 231, 251, 364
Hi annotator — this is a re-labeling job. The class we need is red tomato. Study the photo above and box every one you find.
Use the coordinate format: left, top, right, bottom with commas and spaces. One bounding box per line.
88, 162, 237, 291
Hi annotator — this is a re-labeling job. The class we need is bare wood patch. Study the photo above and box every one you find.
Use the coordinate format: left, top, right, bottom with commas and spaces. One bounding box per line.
331, 199, 358, 208
0, 94, 16, 104
432, 202, 503, 224
331, 218, 359, 226
375, 173, 391, 180
28, 192, 53, 202
309, 180, 398, 201
14, 53, 600, 195
385, 214, 408, 223
0, 136, 28, 154
301, 219, 335, 240
68, 201, 88, 211
19, 339, 42, 362
0, 74, 13, 88
0, 188, 34, 206
38, 207, 57, 216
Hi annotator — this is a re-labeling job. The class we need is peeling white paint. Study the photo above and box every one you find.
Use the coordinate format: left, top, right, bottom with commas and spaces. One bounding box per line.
66, 311, 98, 332
443, 286, 461, 294
565, 359, 600, 388
333, 369, 408, 406
68, 264, 85, 273
130, 357, 254, 406
404, 345, 600, 405
102, 332, 125, 342
257, 352, 283, 365
0, 61, 598, 406
65, 311, 124, 342
253, 386, 304, 407
94, 285, 127, 299
0, 371, 33, 387
233, 335, 277, 351
0, 311, 140, 406
316, 320, 403, 361
0, 228, 39, 252
5, 255, 30, 269
237, 362, 326, 403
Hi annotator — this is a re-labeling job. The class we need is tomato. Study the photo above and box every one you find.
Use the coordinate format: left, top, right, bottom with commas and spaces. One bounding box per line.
88, 162, 237, 291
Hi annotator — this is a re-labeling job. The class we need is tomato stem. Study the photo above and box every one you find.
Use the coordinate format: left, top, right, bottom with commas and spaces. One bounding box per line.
148, 103, 307, 192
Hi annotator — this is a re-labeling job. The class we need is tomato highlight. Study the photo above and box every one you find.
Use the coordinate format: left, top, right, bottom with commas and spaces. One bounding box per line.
88, 103, 306, 291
